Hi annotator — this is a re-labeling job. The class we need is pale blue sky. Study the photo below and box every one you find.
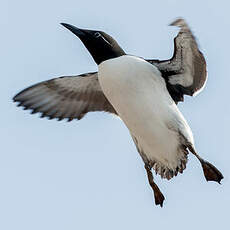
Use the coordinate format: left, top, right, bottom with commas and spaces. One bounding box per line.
1, 0, 229, 229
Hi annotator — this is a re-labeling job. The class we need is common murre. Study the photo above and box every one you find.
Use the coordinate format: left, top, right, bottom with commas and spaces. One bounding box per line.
13, 18, 223, 207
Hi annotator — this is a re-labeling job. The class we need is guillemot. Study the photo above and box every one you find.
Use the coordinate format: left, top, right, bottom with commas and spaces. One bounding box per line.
13, 19, 223, 207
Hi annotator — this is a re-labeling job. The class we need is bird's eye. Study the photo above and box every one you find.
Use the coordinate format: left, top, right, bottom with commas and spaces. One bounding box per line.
94, 32, 101, 38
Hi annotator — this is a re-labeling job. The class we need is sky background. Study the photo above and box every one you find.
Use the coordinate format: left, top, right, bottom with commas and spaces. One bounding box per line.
1, 0, 229, 229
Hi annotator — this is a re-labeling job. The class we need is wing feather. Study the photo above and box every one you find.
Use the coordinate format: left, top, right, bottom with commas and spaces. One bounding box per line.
147, 18, 207, 103
13, 72, 117, 121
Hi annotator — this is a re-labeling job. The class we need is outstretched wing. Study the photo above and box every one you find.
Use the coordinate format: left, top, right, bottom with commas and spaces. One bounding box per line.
147, 18, 207, 103
13, 72, 117, 121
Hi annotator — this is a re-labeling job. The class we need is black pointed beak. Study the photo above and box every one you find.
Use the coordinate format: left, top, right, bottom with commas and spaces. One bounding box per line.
61, 23, 86, 37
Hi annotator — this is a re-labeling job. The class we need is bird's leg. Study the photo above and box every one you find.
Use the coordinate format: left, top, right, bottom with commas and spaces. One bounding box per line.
188, 145, 223, 184
144, 164, 165, 207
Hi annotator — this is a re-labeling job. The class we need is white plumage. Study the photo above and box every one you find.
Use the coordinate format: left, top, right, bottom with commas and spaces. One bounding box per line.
99, 55, 194, 178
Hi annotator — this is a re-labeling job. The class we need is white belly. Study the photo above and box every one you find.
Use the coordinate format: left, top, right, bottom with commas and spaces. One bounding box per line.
98, 55, 194, 172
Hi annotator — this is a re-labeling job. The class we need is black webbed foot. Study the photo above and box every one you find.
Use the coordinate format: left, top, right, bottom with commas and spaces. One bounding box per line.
145, 164, 165, 207
200, 160, 224, 184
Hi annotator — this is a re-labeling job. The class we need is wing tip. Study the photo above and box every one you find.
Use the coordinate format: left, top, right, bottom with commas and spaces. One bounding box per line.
12, 93, 20, 102
169, 18, 189, 30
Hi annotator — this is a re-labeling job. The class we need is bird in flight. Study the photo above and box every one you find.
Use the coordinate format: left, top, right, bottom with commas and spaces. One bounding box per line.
13, 18, 223, 207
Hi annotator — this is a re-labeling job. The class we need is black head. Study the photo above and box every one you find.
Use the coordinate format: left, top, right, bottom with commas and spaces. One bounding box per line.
61, 23, 125, 65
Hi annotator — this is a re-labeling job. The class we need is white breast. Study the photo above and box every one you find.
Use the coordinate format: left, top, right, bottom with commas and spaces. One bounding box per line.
98, 55, 194, 171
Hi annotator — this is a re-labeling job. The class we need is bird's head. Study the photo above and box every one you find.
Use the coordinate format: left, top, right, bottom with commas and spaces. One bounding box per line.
61, 23, 125, 65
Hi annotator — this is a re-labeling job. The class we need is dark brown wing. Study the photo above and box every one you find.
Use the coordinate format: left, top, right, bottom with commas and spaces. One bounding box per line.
13, 72, 117, 121
147, 18, 207, 103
